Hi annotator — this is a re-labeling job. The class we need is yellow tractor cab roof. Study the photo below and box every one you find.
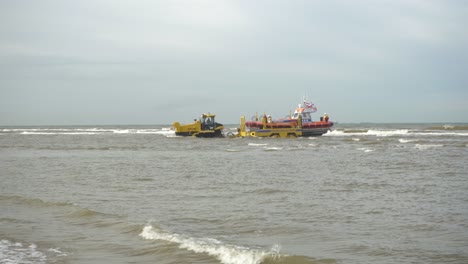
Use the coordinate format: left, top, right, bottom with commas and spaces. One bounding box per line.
201, 113, 216, 118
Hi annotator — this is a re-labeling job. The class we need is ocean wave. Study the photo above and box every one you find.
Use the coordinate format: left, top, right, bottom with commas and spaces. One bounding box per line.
1, 127, 175, 136
250, 188, 291, 195
324, 130, 360, 137
413, 132, 468, 137
248, 143, 268, 146
261, 255, 336, 264
67, 207, 100, 218
226, 148, 242, 152
142, 128, 175, 135
264, 147, 283, 151
414, 144, 443, 150
21, 131, 100, 135
343, 129, 369, 133
139, 225, 279, 264
47, 247, 68, 257
426, 124, 468, 130
0, 195, 112, 222
366, 129, 409, 137
0, 195, 71, 208
114, 128, 173, 135
398, 138, 418, 143
357, 147, 374, 153
139, 225, 329, 264
327, 129, 468, 137
160, 132, 177, 137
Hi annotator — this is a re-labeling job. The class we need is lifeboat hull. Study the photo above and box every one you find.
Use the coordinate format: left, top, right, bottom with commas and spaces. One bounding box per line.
244, 120, 333, 137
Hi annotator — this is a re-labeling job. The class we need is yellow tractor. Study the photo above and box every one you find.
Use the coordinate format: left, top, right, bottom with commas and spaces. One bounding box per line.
172, 113, 224, 138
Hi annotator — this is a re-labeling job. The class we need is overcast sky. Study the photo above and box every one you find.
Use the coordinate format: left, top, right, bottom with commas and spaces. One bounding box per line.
1, 0, 467, 125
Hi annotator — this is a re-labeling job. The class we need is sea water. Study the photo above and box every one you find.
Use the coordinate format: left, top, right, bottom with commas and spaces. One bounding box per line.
1, 124, 467, 264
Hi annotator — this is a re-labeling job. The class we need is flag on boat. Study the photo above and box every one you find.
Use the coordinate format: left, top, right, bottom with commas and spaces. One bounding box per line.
303, 100, 317, 113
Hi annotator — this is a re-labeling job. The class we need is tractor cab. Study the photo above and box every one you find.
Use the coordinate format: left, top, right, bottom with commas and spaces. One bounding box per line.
200, 113, 216, 130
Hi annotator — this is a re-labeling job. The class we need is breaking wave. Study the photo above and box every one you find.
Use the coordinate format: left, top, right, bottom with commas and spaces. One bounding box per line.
398, 139, 418, 143
326, 129, 468, 137
139, 225, 329, 264
426, 124, 468, 130
139, 225, 276, 264
414, 144, 444, 150
326, 129, 409, 137
264, 147, 283, 151
1, 127, 174, 136
357, 147, 374, 153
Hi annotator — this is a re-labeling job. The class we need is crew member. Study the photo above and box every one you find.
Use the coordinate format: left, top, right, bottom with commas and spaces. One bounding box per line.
262, 114, 267, 129
324, 113, 329, 122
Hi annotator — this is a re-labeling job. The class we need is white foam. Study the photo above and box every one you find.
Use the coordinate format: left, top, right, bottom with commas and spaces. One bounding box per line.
137, 128, 173, 135
139, 225, 279, 264
414, 132, 468, 137
112, 129, 130, 134
248, 143, 268, 146
327, 129, 468, 137
0, 239, 47, 264
48, 247, 68, 257
264, 147, 283, 151
325, 129, 410, 137
14, 128, 175, 136
2, 128, 71, 132
226, 149, 241, 152
398, 138, 416, 143
20, 131, 99, 135
414, 144, 443, 150
357, 147, 374, 153
366, 129, 409, 137
352, 138, 360, 141
323, 130, 345, 136
155, 128, 176, 137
